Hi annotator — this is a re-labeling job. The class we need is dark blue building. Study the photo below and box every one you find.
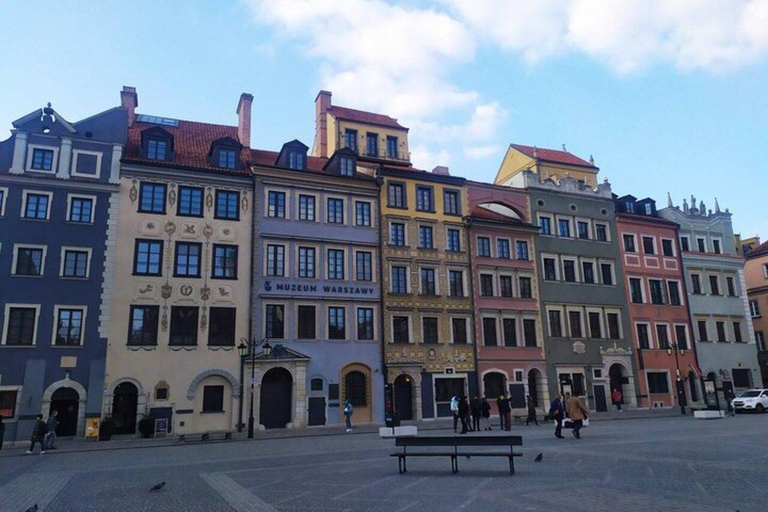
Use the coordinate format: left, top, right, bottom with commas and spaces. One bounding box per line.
0, 101, 126, 444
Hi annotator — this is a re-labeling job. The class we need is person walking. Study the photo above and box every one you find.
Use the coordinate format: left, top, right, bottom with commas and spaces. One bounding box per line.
0, 416, 5, 451
450, 395, 460, 432
496, 395, 506, 430
343, 400, 354, 432
565, 393, 589, 439
525, 395, 539, 426
458, 395, 470, 434
481, 397, 492, 431
27, 414, 48, 454
549, 394, 565, 439
470, 396, 481, 432
612, 388, 623, 412
44, 410, 59, 450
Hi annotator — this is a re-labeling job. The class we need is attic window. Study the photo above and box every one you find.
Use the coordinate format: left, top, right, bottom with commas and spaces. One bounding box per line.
217, 148, 237, 169
644, 203, 653, 215
288, 150, 305, 170
147, 138, 168, 160
340, 157, 354, 176
625, 201, 635, 213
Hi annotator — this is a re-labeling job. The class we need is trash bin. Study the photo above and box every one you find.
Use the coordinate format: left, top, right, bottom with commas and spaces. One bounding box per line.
385, 412, 401, 428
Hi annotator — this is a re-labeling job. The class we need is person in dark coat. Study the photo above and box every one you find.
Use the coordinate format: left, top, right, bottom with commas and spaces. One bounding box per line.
27, 414, 47, 454
480, 397, 492, 431
497, 394, 512, 431
0, 415, 5, 450
470, 396, 481, 432
496, 395, 507, 430
458, 395, 470, 434
549, 394, 565, 439
525, 395, 539, 426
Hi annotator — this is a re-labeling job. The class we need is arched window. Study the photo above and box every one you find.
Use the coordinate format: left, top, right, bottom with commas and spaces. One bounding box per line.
483, 372, 506, 399
310, 378, 324, 391
345, 371, 367, 406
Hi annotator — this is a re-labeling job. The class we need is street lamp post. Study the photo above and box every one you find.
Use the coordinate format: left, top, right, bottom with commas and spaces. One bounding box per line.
238, 337, 271, 439
666, 342, 687, 415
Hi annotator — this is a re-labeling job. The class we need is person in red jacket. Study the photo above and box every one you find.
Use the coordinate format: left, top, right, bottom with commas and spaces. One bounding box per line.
612, 388, 623, 412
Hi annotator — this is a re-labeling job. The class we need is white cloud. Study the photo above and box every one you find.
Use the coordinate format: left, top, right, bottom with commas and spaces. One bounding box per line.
464, 145, 501, 160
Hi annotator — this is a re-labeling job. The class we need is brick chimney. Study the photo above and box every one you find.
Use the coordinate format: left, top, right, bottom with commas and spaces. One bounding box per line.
121, 86, 138, 127
312, 90, 332, 157
237, 93, 253, 148
432, 165, 450, 176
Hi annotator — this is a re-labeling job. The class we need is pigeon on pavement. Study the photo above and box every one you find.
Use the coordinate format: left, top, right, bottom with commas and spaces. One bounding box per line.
534, 453, 543, 462
150, 482, 166, 492
25, 505, 38, 512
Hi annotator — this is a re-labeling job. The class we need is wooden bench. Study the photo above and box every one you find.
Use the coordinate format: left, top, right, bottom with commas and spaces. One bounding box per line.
177, 430, 234, 443
391, 435, 523, 475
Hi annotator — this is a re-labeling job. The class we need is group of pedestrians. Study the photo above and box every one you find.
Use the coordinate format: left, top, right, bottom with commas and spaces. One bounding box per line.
451, 395, 493, 434
549, 393, 589, 439
26, 411, 59, 454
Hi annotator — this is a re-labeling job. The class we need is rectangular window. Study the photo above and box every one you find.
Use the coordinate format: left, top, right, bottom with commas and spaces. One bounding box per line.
497, 239, 510, 259
662, 239, 674, 257
563, 260, 577, 282
327, 249, 345, 280
146, 139, 167, 160
680, 236, 690, 252
691, 274, 702, 294
502, 318, 517, 347
733, 322, 743, 343
24, 193, 50, 220
750, 300, 761, 317
569, 311, 583, 338
392, 266, 408, 294
169, 306, 198, 346
647, 373, 669, 394
208, 308, 236, 346
539, 216, 552, 235
589, 312, 602, 339
629, 278, 644, 303
416, 186, 434, 212
357, 308, 374, 340
649, 279, 666, 305
607, 313, 621, 339
298, 195, 316, 221
327, 198, 344, 224
519, 277, 532, 299
444, 190, 461, 215
642, 236, 656, 255
128, 305, 159, 346
483, 318, 498, 346
477, 237, 491, 257
577, 221, 589, 239
62, 250, 88, 278
297, 305, 316, 339
582, 261, 595, 284
499, 275, 514, 298
267, 191, 286, 218
549, 310, 563, 337
266, 244, 285, 277
449, 270, 464, 297
757, 331, 766, 352
420, 268, 436, 295
0, 390, 17, 419
595, 224, 608, 242
712, 239, 722, 254
637, 323, 650, 349
366, 132, 378, 156
5, 307, 37, 346
68, 197, 94, 223
419, 226, 434, 249
0, 189, 5, 216
328, 307, 346, 339
422, 317, 438, 344
386, 136, 398, 158
356, 251, 372, 281
675, 325, 689, 350
174, 242, 202, 278
656, 324, 670, 349
697, 238, 706, 253
480, 274, 494, 297
218, 148, 237, 169
355, 201, 371, 226
393, 316, 410, 343
515, 240, 529, 260
298, 247, 316, 278
212, 244, 238, 279
390, 222, 406, 246
14, 247, 44, 276
139, 183, 166, 214
31, 148, 54, 170
288, 151, 304, 170
543, 258, 557, 281
388, 183, 406, 208
265, 305, 285, 338
344, 129, 358, 152
446, 229, 461, 252
601, 263, 614, 285
698, 321, 708, 341
558, 219, 571, 237
709, 276, 720, 295
452, 318, 468, 344
202, 385, 224, 413
177, 186, 203, 217
523, 319, 537, 347
668, 281, 682, 306
138, 216, 167, 259
732, 369, 751, 388
726, 276, 736, 296
716, 321, 727, 342
623, 234, 636, 253
341, 156, 355, 176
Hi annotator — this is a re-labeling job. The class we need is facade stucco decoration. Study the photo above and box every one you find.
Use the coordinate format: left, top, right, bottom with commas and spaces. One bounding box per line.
187, 369, 241, 400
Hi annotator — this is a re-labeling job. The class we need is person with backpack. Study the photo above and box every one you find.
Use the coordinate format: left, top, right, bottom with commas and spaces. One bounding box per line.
27, 414, 47, 454
450, 396, 459, 432
343, 400, 354, 432
480, 397, 492, 431
612, 388, 623, 412
549, 394, 565, 439
470, 395, 482, 432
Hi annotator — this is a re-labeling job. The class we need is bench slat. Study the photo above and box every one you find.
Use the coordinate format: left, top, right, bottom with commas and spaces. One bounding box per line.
395, 436, 522, 447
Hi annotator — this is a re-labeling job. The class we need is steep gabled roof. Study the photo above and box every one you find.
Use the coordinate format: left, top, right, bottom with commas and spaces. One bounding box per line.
327, 105, 406, 130
510, 143, 596, 168
747, 239, 768, 259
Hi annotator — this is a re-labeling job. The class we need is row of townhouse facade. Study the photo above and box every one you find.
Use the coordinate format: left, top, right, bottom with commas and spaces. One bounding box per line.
0, 87, 761, 443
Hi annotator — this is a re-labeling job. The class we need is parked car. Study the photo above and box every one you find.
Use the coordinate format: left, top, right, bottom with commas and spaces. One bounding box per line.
731, 389, 768, 413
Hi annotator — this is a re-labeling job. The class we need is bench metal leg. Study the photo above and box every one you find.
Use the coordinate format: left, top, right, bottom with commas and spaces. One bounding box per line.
451, 455, 458, 474
398, 455, 407, 474
509, 455, 515, 475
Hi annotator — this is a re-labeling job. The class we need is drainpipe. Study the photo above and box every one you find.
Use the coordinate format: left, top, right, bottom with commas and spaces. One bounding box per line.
240, 172, 258, 432
676, 228, 703, 411
375, 170, 387, 424
465, 215, 481, 397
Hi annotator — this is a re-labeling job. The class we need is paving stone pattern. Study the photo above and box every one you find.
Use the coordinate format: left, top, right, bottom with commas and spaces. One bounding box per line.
0, 415, 765, 512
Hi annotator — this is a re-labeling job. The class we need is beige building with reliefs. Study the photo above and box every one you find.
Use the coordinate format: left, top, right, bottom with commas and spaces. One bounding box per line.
102, 87, 253, 436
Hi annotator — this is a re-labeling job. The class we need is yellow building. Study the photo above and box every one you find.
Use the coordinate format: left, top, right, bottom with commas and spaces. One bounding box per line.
379, 165, 475, 421
102, 88, 253, 436
495, 144, 599, 187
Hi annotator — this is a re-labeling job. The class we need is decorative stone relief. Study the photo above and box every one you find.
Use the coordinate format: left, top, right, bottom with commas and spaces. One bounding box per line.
161, 306, 169, 332
241, 191, 250, 213
200, 286, 211, 301
164, 221, 177, 236
139, 219, 162, 236
205, 187, 214, 212
129, 179, 138, 204
573, 341, 586, 354
136, 283, 156, 299
168, 184, 177, 207
203, 224, 214, 239
179, 284, 194, 297
215, 285, 233, 301
179, 222, 199, 239
161, 284, 173, 300
217, 225, 236, 242
200, 307, 208, 332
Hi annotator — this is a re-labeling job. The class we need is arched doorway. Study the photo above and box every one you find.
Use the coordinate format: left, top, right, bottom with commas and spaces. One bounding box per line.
394, 374, 413, 421
527, 369, 543, 407
112, 382, 139, 435
50, 388, 79, 437
260, 368, 292, 429
341, 364, 372, 424
483, 372, 507, 400
609, 364, 628, 406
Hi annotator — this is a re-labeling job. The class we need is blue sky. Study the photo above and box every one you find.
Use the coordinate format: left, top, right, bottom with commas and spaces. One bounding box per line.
2, 0, 766, 237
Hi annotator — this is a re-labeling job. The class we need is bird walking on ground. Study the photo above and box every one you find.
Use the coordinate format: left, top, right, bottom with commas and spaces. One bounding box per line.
534, 453, 543, 462
25, 504, 38, 512
149, 482, 166, 492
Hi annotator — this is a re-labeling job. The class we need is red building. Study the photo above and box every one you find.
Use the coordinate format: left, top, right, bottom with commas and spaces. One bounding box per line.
615, 195, 699, 409
467, 182, 546, 417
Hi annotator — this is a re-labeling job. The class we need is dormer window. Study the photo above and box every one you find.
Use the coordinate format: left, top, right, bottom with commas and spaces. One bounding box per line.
217, 148, 237, 169
340, 157, 354, 176
147, 138, 167, 160
141, 127, 174, 162
276, 140, 309, 170
31, 148, 54, 171
288, 151, 305, 170
625, 201, 635, 213
644, 203, 652, 215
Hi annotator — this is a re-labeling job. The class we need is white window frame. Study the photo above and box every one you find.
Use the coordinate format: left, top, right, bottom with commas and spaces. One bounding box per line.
598, 260, 616, 286
500, 313, 521, 347
264, 242, 288, 277
390, 220, 408, 246
445, 226, 462, 252
666, 279, 685, 306
574, 217, 592, 240
51, 305, 88, 347
325, 194, 347, 225
537, 214, 554, 236
66, 194, 97, 224
263, 302, 288, 340
556, 215, 574, 238
645, 369, 672, 396
479, 272, 496, 297
708, 274, 721, 296
679, 235, 691, 252
711, 237, 722, 255
541, 253, 560, 281
605, 309, 624, 339
12, 244, 48, 276
565, 307, 585, 339
1, 303, 41, 346
354, 305, 377, 342
476, 235, 493, 258
622, 232, 638, 253
390, 264, 411, 294
71, 149, 103, 178
391, 313, 413, 344
580, 258, 597, 285
295, 243, 319, 279
750, 300, 761, 318
627, 275, 646, 304
0, 386, 21, 420
418, 224, 436, 250
498, 271, 516, 298
586, 308, 605, 339
763, 263, 768, 279
264, 187, 290, 219
546, 306, 565, 338
59, 246, 93, 279
635, 321, 653, 349
496, 237, 512, 259
654, 322, 671, 348
326, 304, 348, 341
641, 235, 658, 255
353, 248, 376, 283
561, 256, 580, 283
418, 265, 439, 296
325, 246, 347, 281
449, 316, 471, 345
447, 266, 468, 297
354, 199, 375, 228
481, 315, 500, 347
660, 237, 677, 257
0, 186, 8, 217
696, 237, 707, 253
673, 323, 690, 349
593, 221, 611, 242
21, 190, 53, 220
26, 144, 59, 174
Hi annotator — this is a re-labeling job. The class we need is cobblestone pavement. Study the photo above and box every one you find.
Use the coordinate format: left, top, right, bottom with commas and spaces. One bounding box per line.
0, 414, 765, 512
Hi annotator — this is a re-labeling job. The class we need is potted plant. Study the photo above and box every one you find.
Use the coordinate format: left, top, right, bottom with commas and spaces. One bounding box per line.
138, 415, 153, 438
99, 416, 115, 441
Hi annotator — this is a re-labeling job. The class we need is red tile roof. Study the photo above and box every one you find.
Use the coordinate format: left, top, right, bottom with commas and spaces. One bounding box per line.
511, 143, 596, 168
124, 119, 250, 175
328, 106, 406, 130
248, 149, 327, 173
746, 239, 768, 259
